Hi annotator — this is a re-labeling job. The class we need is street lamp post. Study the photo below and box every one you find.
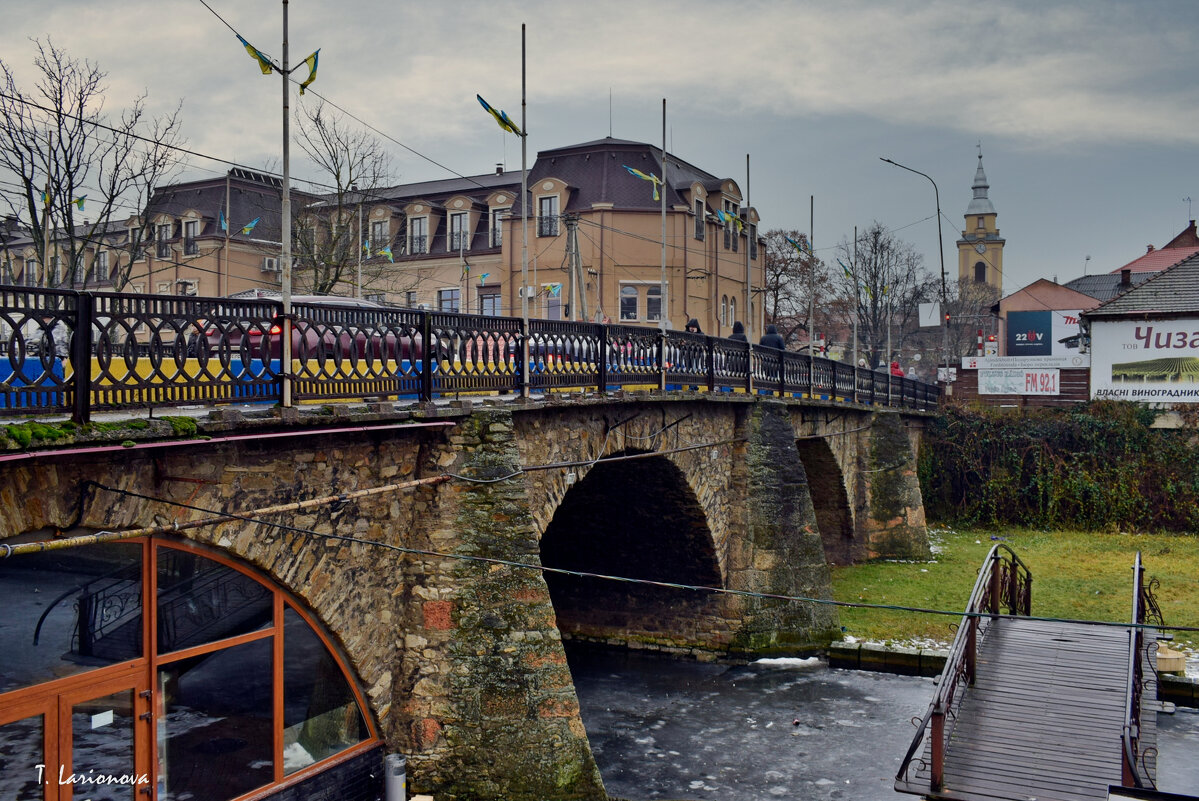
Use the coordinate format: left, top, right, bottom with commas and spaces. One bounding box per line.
880, 157, 949, 377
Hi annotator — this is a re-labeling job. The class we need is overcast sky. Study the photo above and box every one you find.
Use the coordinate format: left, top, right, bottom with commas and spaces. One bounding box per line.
3, 0, 1197, 294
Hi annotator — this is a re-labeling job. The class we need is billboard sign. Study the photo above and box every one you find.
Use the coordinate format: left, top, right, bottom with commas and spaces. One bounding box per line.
1006, 310, 1083, 357
1090, 319, 1199, 403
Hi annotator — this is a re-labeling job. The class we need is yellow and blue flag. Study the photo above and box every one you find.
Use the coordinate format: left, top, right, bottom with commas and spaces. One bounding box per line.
298, 50, 319, 95
362, 238, 370, 254
242, 217, 260, 235
479, 272, 490, 285
73, 196, 86, 211
237, 35, 274, 75
477, 94, 523, 137
219, 210, 227, 232
622, 165, 662, 201
378, 245, 393, 263
786, 235, 806, 254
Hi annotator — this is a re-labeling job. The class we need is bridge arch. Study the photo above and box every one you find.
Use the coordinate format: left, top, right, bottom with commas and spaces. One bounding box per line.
794, 435, 856, 565
539, 450, 728, 651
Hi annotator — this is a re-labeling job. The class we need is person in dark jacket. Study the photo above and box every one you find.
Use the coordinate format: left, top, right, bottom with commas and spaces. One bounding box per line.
759, 324, 786, 349
728, 321, 747, 342
685, 318, 702, 334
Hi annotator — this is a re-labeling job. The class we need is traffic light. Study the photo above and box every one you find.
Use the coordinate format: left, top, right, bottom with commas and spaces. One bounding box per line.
944, 311, 951, 325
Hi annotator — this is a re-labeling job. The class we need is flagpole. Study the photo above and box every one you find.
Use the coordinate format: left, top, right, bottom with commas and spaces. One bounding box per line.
520, 23, 529, 397
852, 224, 859, 366
744, 153, 751, 346
280, 0, 294, 408
809, 195, 815, 392
659, 98, 666, 334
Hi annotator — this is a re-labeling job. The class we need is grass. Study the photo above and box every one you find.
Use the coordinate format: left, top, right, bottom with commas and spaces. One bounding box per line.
830, 527, 1199, 653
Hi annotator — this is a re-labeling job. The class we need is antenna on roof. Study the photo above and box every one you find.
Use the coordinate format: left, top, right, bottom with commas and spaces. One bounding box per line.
1083, 254, 1091, 275
1186, 196, 1193, 220
608, 87, 612, 138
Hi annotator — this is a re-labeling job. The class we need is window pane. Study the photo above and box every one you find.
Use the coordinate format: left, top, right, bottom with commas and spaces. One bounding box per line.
619, 286, 638, 321
0, 713, 44, 799
72, 689, 137, 801
157, 639, 273, 801
0, 541, 142, 694
282, 607, 367, 774
156, 548, 273, 655
646, 286, 662, 322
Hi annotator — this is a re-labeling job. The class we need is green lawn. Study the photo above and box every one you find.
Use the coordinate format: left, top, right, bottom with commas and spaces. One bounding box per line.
830, 528, 1199, 652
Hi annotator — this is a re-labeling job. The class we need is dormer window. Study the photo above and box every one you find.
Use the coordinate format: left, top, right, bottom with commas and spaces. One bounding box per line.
156, 223, 172, 259
491, 207, 509, 247
370, 220, 389, 250
449, 212, 469, 252
409, 217, 428, 255
183, 219, 199, 255
538, 195, 559, 237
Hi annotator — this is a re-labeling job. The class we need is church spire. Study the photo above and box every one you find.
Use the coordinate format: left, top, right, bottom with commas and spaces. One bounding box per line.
967, 146, 996, 216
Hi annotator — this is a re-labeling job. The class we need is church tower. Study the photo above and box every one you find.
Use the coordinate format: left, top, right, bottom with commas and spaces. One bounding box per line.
956, 148, 1005, 293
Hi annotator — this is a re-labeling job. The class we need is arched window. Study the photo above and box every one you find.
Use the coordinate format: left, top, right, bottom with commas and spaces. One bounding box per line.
729, 296, 737, 325
720, 295, 728, 326
974, 261, 986, 283
0, 538, 378, 801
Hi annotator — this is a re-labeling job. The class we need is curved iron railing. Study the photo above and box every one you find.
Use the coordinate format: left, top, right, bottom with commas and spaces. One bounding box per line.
0, 285, 940, 422
1122, 551, 1161, 790
895, 544, 1032, 794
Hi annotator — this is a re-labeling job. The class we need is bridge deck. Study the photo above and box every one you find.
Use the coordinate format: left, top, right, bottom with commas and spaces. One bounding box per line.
914, 617, 1158, 801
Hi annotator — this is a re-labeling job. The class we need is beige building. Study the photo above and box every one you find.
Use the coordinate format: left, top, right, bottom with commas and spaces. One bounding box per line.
3, 139, 764, 338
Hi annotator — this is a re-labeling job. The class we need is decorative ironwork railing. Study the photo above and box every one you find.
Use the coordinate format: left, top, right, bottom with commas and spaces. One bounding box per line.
0, 284, 940, 423
1123, 551, 1161, 790
895, 544, 1032, 793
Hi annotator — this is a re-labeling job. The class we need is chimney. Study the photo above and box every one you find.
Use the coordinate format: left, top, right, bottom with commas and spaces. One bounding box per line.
1120, 268, 1132, 286
495, 163, 504, 176
1146, 244, 1155, 253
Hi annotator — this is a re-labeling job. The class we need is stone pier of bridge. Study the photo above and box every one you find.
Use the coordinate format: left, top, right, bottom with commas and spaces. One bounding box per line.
0, 394, 930, 800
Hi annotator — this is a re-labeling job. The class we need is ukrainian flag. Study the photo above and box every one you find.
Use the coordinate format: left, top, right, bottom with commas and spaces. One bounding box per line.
299, 49, 319, 95
477, 95, 523, 137
622, 165, 662, 201
237, 35, 274, 75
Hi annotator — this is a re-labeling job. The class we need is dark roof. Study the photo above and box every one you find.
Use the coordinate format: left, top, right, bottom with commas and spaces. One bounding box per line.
522, 137, 732, 215
1063, 272, 1155, 302
1086, 251, 1199, 318
151, 170, 307, 243
363, 170, 519, 206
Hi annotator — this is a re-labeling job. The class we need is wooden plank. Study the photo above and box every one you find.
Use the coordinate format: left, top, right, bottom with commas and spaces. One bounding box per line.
898, 617, 1159, 801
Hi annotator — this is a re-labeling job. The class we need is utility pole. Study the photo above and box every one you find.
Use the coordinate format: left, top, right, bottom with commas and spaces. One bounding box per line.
280, 0, 293, 408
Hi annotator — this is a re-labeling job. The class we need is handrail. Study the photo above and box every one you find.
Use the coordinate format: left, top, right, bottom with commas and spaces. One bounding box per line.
895, 544, 1033, 793
1121, 551, 1154, 790
0, 284, 940, 422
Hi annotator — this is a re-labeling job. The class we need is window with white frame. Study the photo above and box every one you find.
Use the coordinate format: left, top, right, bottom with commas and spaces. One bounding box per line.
537, 195, 559, 237
183, 219, 200, 255
156, 223, 172, 259
370, 220, 388, 251
490, 208, 508, 247
24, 258, 37, 286
404, 290, 417, 307
49, 256, 60, 286
74, 257, 86, 284
448, 212, 469, 252
620, 285, 639, 321
157, 281, 172, 294
723, 219, 731, 250
437, 288, 460, 312
720, 295, 728, 327
96, 250, 109, 281
694, 199, 705, 240
409, 217, 428, 254
730, 296, 737, 325
646, 285, 662, 322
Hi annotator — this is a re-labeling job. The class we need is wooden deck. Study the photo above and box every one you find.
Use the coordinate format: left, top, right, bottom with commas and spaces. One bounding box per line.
904, 617, 1160, 801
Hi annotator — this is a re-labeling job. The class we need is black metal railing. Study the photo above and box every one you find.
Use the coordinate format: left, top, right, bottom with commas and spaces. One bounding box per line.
1122, 551, 1161, 790
0, 284, 940, 423
895, 544, 1032, 793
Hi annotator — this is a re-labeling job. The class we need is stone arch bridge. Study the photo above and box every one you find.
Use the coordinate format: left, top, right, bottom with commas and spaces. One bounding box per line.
0, 394, 931, 800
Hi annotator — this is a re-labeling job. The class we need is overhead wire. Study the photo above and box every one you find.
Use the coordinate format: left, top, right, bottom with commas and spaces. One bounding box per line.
17, 479, 1194, 636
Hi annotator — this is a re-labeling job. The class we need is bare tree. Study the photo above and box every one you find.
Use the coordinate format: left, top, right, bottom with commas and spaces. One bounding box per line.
760, 229, 832, 347
946, 278, 1001, 359
292, 101, 394, 295
0, 38, 185, 290
832, 222, 938, 368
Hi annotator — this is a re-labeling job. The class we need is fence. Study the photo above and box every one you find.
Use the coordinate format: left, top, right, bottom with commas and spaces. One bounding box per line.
0, 285, 940, 422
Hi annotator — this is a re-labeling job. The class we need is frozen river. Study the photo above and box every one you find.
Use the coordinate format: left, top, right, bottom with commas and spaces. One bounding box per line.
568, 644, 1199, 800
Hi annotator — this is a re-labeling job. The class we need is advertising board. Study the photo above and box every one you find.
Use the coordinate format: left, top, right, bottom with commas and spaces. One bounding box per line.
1090, 319, 1199, 403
